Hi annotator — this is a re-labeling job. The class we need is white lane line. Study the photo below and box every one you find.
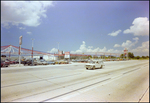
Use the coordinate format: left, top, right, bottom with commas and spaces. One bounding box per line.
41, 78, 111, 102
1, 73, 82, 88
123, 68, 141, 75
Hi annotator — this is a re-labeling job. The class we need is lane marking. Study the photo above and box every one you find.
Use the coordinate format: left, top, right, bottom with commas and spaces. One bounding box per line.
123, 68, 141, 75
138, 86, 149, 103
40, 78, 111, 102
1, 73, 82, 88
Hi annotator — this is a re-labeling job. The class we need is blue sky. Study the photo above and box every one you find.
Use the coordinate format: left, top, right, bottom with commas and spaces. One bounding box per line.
1, 1, 149, 56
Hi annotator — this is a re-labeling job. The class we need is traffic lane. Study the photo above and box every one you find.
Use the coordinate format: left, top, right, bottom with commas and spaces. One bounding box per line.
1, 65, 84, 88
1, 60, 148, 73
16, 65, 85, 80
1, 72, 42, 88
59, 64, 149, 102
1, 80, 68, 102
1, 65, 86, 102
1, 61, 143, 89
104, 60, 149, 69
43, 63, 148, 102
1, 60, 149, 102
12, 61, 148, 102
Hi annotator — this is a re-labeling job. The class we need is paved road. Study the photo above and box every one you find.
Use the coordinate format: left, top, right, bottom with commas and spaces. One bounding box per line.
1, 60, 149, 102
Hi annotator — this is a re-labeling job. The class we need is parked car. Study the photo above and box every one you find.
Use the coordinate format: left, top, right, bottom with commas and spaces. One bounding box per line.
21, 60, 27, 65
26, 60, 32, 65
37, 59, 48, 65
1, 60, 9, 67
14, 59, 19, 64
4, 60, 11, 65
85, 60, 105, 70
5, 59, 16, 64
24, 59, 37, 66
47, 61, 55, 65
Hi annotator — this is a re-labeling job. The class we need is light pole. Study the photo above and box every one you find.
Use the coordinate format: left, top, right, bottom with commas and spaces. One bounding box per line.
19, 36, 22, 66
31, 38, 34, 66
57, 42, 59, 60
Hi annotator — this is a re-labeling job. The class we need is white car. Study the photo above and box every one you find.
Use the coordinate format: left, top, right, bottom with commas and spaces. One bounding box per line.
85, 60, 105, 70
36, 59, 48, 65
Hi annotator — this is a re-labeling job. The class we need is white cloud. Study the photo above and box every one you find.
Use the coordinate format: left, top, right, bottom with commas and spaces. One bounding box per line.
114, 44, 120, 48
130, 41, 149, 56
27, 32, 32, 35
48, 48, 58, 53
18, 27, 26, 30
79, 41, 87, 52
108, 30, 122, 36
1, 1, 54, 28
99, 47, 107, 52
121, 37, 139, 49
27, 32, 32, 34
123, 17, 149, 36
88, 46, 93, 49
121, 40, 132, 48
133, 37, 139, 41
70, 41, 108, 54
107, 49, 114, 52
70, 40, 148, 56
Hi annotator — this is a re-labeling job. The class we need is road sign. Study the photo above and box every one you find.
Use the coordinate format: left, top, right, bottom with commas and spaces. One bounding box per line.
64, 52, 70, 58
124, 48, 128, 55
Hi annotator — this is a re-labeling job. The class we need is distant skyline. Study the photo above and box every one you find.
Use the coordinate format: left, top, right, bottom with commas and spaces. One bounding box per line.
1, 1, 149, 56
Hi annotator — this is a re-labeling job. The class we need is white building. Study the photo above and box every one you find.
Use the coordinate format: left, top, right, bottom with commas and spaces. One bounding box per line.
43, 55, 58, 61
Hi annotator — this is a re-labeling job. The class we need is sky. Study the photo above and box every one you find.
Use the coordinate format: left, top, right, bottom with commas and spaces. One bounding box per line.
1, 1, 149, 56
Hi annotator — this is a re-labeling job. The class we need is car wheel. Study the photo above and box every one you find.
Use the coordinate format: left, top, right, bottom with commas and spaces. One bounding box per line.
86, 68, 88, 70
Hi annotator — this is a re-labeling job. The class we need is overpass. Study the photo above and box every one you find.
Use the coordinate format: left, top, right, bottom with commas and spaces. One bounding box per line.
1, 45, 121, 58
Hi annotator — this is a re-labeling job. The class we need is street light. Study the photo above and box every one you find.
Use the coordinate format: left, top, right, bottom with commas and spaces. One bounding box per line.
19, 36, 22, 66
57, 42, 59, 60
31, 38, 34, 66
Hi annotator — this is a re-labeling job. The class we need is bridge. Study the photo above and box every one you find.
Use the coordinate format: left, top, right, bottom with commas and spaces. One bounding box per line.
1, 45, 121, 58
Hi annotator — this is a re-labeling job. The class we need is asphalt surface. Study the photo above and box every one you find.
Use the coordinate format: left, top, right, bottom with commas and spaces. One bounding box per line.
1, 60, 149, 102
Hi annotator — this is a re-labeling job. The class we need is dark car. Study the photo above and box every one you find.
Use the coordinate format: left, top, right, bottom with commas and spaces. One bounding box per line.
6, 59, 16, 64
1, 61, 9, 67
25, 59, 37, 66
4, 60, 11, 65
47, 61, 55, 65
26, 60, 33, 65
21, 60, 27, 65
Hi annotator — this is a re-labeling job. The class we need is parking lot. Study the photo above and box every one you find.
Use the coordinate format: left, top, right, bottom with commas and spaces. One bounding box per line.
1, 60, 149, 102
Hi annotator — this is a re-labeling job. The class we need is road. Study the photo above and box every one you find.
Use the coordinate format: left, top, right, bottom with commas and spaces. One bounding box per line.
1, 60, 149, 102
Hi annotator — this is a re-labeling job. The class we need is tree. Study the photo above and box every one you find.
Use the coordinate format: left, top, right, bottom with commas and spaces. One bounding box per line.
88, 55, 92, 59
120, 54, 124, 58
135, 56, 140, 59
142, 56, 146, 59
128, 52, 134, 58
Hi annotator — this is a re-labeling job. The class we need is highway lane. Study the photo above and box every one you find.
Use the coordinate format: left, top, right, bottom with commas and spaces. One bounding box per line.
1, 60, 149, 102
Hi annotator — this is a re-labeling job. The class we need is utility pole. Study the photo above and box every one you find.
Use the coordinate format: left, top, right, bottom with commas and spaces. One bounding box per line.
57, 42, 59, 60
19, 36, 22, 66
31, 38, 34, 66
